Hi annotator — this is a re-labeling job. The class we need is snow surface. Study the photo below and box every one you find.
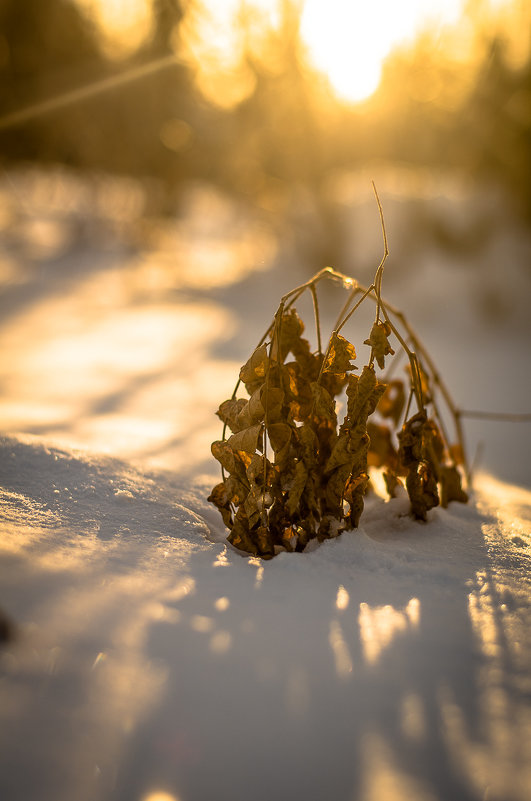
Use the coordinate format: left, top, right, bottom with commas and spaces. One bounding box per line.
1, 168, 531, 801
1, 436, 531, 801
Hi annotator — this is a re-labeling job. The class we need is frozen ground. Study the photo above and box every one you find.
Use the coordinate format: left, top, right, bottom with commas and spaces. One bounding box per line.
0, 168, 530, 801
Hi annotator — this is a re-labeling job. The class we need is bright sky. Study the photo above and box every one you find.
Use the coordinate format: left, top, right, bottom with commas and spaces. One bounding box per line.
79, 0, 516, 106
300, 0, 464, 102
177, 0, 470, 106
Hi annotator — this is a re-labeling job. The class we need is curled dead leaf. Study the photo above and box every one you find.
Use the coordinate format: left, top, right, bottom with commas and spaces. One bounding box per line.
236, 387, 265, 429
406, 461, 439, 521
383, 470, 403, 499
440, 465, 468, 507
398, 413, 442, 519
347, 366, 386, 423
207, 482, 233, 528
216, 398, 248, 433
211, 439, 237, 474
323, 332, 357, 375
344, 473, 370, 528
272, 308, 306, 361
240, 344, 269, 390
364, 321, 395, 369
227, 424, 262, 455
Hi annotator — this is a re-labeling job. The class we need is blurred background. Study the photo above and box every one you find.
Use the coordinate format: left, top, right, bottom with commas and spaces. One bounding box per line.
0, 0, 530, 486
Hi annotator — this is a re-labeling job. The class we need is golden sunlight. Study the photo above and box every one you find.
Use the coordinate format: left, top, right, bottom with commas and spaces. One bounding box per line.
358, 599, 420, 666
179, 0, 468, 106
141, 792, 180, 801
74, 0, 528, 108
177, 0, 276, 108
77, 0, 152, 58
300, 0, 464, 103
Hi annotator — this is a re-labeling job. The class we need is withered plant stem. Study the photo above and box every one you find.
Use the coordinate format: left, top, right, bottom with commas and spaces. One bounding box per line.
310, 283, 322, 356
371, 180, 389, 327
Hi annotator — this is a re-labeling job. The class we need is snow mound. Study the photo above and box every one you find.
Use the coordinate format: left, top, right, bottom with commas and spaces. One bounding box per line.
0, 435, 530, 801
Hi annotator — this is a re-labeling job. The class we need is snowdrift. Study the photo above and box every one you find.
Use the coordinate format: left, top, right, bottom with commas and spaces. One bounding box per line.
1, 434, 530, 801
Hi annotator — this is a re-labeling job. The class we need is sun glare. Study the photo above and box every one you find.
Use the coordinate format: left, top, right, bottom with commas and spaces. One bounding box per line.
75, 0, 525, 107
300, 0, 464, 103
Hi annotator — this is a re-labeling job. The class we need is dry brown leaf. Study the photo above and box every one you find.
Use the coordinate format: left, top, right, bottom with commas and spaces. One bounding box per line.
346, 366, 386, 423
440, 465, 468, 507
255, 525, 275, 558
261, 385, 284, 423
228, 507, 257, 554
311, 382, 337, 424
398, 413, 441, 519
275, 308, 306, 359
268, 422, 292, 454
344, 473, 370, 527
216, 398, 248, 433
364, 321, 395, 369
377, 380, 406, 427
207, 482, 233, 528
383, 470, 403, 498
296, 424, 319, 468
224, 474, 248, 506
211, 439, 237, 474
286, 460, 308, 516
406, 461, 439, 521
235, 387, 265, 429
227, 424, 262, 455
323, 332, 357, 375
325, 432, 353, 474
240, 344, 269, 390
325, 461, 353, 513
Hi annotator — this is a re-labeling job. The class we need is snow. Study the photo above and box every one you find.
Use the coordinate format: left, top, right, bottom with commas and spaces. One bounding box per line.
1, 168, 531, 801
1, 435, 530, 801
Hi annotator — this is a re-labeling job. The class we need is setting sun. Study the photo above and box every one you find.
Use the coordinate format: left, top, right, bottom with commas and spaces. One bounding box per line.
177, 0, 467, 106
300, 0, 463, 103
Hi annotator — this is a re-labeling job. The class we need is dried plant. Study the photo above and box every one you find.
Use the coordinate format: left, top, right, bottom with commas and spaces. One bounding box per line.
209, 185, 468, 558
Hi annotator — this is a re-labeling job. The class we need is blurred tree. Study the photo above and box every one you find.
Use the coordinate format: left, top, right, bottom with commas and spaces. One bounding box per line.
352, 22, 531, 223
95, 0, 199, 189
462, 36, 531, 220
0, 0, 104, 160
0, 0, 529, 230
213, 0, 347, 268
0, 0, 214, 204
